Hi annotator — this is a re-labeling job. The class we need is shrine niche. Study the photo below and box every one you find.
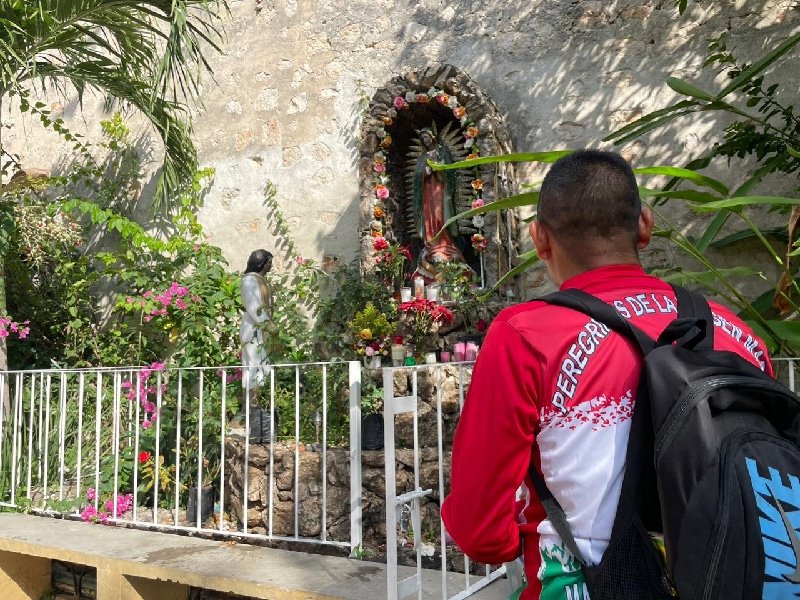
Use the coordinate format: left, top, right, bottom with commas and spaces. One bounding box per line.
358, 65, 518, 296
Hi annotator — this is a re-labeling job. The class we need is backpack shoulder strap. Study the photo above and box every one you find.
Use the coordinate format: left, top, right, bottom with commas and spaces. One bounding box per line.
664, 284, 714, 350
538, 288, 656, 355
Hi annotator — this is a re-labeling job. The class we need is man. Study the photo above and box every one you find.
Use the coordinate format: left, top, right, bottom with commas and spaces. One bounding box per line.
440, 150, 772, 599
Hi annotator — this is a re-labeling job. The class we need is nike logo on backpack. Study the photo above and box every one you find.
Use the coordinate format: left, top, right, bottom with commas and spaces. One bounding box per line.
771, 486, 800, 584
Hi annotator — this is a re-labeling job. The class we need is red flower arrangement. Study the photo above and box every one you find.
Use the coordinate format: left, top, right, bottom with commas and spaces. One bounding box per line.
399, 298, 454, 349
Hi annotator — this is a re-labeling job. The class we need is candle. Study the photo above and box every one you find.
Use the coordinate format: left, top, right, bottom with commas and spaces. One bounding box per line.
465, 342, 479, 361
440, 351, 451, 363
413, 276, 425, 300
453, 342, 466, 362
426, 285, 439, 302
400, 287, 412, 302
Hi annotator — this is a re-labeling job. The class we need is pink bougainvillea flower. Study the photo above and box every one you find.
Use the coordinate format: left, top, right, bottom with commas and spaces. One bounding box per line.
86, 488, 97, 501
80, 505, 97, 523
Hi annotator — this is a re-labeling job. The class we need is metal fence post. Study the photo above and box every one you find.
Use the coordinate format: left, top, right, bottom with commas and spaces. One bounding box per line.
349, 360, 363, 557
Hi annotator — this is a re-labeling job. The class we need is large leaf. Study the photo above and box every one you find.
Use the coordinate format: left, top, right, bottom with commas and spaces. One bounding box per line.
650, 266, 762, 286
430, 151, 572, 171
484, 250, 540, 299
715, 31, 800, 100
708, 227, 787, 249
603, 100, 699, 142
695, 211, 731, 253
639, 187, 723, 204
666, 77, 714, 101
688, 196, 800, 212
634, 166, 728, 195
747, 319, 800, 355
438, 192, 540, 234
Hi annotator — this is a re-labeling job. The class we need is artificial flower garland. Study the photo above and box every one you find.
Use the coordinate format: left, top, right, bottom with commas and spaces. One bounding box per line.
367, 87, 487, 255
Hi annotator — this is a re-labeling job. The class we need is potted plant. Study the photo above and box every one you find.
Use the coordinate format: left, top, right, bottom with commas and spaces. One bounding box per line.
361, 379, 384, 451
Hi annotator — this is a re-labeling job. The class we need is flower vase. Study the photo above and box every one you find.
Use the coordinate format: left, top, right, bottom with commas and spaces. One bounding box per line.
187, 485, 215, 524
364, 355, 382, 370
391, 344, 406, 367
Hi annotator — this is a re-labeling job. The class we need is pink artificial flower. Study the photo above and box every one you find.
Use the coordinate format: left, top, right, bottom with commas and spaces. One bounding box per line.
373, 236, 389, 252
375, 184, 390, 199
393, 96, 406, 110
471, 199, 485, 210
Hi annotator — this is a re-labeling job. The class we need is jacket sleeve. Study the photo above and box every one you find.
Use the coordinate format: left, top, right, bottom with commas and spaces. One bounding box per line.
441, 319, 540, 565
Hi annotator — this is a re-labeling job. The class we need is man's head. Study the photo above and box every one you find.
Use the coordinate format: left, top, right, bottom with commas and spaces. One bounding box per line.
529, 150, 653, 285
245, 249, 273, 275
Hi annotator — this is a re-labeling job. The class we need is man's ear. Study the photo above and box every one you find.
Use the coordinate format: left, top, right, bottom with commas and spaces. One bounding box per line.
529, 221, 552, 260
637, 206, 654, 250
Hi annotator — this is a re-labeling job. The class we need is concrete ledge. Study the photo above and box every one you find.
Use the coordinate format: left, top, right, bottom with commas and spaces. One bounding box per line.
0, 513, 507, 599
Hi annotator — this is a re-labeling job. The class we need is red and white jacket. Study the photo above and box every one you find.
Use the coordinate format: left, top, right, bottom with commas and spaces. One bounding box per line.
441, 265, 772, 599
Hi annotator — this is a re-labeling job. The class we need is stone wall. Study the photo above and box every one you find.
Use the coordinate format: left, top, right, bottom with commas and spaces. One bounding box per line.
3, 1, 798, 296
224, 364, 470, 548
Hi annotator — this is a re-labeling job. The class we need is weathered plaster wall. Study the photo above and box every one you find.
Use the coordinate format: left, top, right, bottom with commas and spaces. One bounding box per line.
2, 0, 799, 290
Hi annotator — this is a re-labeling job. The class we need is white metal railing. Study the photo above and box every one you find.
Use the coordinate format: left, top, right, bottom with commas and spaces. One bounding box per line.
0, 361, 362, 554
383, 362, 508, 600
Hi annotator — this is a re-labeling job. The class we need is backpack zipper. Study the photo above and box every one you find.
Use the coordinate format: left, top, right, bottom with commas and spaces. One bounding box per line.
654, 375, 798, 463
701, 431, 741, 600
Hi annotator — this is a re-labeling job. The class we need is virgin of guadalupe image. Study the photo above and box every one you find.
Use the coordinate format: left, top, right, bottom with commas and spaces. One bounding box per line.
409, 125, 468, 282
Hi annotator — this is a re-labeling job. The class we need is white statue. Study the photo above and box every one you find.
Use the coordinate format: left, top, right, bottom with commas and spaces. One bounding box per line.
240, 249, 273, 405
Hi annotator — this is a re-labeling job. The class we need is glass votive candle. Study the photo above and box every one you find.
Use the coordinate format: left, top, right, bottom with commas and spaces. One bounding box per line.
400, 287, 412, 302
440, 351, 451, 363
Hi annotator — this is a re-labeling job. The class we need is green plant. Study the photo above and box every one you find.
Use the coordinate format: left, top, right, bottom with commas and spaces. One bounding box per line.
315, 261, 395, 359
361, 378, 384, 415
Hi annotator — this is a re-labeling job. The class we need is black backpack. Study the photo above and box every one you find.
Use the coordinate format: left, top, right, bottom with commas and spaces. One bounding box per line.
528, 284, 800, 599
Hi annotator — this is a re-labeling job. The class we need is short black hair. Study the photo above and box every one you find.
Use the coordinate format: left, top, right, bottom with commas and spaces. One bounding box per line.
538, 150, 641, 251
245, 249, 273, 273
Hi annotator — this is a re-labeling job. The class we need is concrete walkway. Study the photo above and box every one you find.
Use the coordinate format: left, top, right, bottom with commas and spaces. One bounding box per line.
0, 513, 509, 599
